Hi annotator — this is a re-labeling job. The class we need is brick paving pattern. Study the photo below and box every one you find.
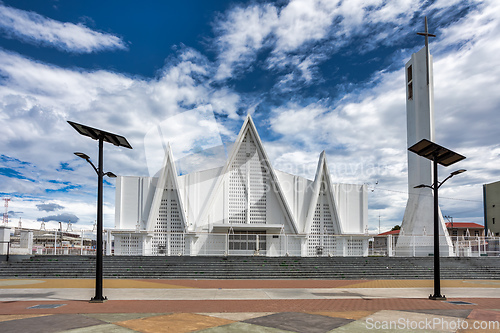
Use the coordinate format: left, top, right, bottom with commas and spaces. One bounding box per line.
0, 279, 499, 332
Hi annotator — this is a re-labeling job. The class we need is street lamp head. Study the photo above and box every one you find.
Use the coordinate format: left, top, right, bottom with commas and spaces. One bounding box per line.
450, 169, 466, 176
74, 152, 98, 174
414, 184, 429, 189
104, 172, 117, 178
74, 152, 91, 160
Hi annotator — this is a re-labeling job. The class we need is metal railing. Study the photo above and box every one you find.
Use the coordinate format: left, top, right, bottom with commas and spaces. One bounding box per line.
113, 232, 371, 257
370, 235, 500, 257
7, 228, 97, 256
4, 231, 499, 258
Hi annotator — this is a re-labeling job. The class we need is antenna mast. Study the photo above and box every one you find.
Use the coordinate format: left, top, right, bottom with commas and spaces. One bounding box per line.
3, 198, 10, 224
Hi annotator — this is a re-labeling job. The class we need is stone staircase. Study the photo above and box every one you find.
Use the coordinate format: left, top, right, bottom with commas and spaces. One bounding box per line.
0, 256, 499, 279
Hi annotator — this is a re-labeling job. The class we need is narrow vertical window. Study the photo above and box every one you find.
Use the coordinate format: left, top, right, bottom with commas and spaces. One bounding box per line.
407, 65, 413, 100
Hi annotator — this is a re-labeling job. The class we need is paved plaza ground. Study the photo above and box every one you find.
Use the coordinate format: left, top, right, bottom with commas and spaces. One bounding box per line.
0, 278, 499, 332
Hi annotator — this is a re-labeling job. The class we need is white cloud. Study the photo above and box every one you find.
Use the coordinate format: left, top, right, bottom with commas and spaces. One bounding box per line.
7, 196, 109, 233
214, 3, 278, 80
1, 0, 499, 233
263, 0, 500, 228
0, 47, 242, 226
268, 68, 408, 184
0, 4, 126, 53
213, 0, 426, 83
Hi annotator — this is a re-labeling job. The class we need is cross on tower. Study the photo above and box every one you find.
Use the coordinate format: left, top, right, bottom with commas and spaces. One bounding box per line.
417, 16, 436, 85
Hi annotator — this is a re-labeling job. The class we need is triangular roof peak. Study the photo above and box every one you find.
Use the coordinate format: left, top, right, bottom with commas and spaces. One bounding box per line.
196, 115, 299, 233
304, 151, 343, 234
231, 113, 256, 144
145, 144, 187, 232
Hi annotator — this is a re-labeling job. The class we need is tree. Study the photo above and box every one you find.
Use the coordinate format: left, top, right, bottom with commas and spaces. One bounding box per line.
391, 225, 401, 231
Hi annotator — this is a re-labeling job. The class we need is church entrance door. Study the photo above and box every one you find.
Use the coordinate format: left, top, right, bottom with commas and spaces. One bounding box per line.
228, 230, 266, 255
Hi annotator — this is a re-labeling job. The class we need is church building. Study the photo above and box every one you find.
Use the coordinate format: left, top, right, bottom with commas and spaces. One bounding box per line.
111, 115, 369, 256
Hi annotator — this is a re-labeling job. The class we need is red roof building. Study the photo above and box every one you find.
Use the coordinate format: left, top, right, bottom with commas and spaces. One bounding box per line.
376, 222, 484, 238
378, 229, 400, 236
446, 222, 484, 237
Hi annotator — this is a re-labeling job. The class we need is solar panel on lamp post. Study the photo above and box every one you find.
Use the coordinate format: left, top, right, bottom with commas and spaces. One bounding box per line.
68, 121, 132, 303
409, 139, 466, 300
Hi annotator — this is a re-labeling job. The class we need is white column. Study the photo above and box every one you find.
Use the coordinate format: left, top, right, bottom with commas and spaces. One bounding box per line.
20, 230, 33, 254
387, 235, 393, 257
300, 236, 307, 257
0, 226, 11, 255
106, 230, 112, 255
362, 238, 369, 257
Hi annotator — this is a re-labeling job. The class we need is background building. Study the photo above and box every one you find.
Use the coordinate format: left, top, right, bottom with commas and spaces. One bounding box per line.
446, 222, 484, 238
484, 181, 500, 236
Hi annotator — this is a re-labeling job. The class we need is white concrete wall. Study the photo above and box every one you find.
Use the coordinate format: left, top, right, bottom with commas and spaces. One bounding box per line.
275, 170, 313, 233
178, 167, 222, 231
332, 184, 367, 234
0, 226, 11, 255
406, 47, 434, 193
115, 176, 154, 230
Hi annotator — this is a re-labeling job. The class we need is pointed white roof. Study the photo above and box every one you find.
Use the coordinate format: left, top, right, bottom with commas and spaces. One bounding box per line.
196, 114, 299, 233
145, 144, 187, 232
303, 151, 342, 234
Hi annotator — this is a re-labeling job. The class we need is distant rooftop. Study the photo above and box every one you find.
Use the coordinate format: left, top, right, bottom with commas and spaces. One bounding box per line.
377, 222, 484, 236
378, 229, 400, 236
445, 222, 484, 229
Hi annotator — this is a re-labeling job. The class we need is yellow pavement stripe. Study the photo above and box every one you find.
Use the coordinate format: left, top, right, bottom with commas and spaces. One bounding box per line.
0, 279, 193, 289
0, 279, 498, 289
0, 314, 53, 323
342, 280, 500, 289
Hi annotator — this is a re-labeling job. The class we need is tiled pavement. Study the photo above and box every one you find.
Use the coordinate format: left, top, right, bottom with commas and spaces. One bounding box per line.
0, 279, 499, 332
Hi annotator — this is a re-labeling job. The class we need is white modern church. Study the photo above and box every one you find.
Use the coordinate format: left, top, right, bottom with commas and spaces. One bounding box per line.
110, 21, 459, 257
111, 116, 369, 256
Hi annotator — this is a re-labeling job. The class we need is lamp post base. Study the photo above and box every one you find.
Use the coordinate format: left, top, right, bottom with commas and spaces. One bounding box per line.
429, 294, 446, 300
90, 296, 108, 303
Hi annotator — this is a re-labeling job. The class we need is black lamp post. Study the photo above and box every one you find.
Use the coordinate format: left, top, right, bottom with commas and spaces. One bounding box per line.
409, 139, 466, 300
68, 121, 132, 303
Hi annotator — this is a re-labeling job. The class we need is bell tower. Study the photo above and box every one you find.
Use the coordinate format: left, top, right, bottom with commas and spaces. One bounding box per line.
397, 18, 453, 256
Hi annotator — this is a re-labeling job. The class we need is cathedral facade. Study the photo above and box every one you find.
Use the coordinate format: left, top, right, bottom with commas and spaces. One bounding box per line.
111, 115, 369, 256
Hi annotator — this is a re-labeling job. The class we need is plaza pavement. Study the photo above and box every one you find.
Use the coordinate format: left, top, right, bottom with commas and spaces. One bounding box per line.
0, 278, 499, 332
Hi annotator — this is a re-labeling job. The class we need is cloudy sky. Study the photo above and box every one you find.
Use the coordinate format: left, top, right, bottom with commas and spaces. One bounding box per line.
0, 0, 498, 233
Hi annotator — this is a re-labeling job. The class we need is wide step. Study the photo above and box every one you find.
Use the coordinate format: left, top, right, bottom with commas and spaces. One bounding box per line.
0, 256, 498, 279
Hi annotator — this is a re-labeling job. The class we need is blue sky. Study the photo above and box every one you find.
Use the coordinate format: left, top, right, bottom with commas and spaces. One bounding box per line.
0, 0, 499, 232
